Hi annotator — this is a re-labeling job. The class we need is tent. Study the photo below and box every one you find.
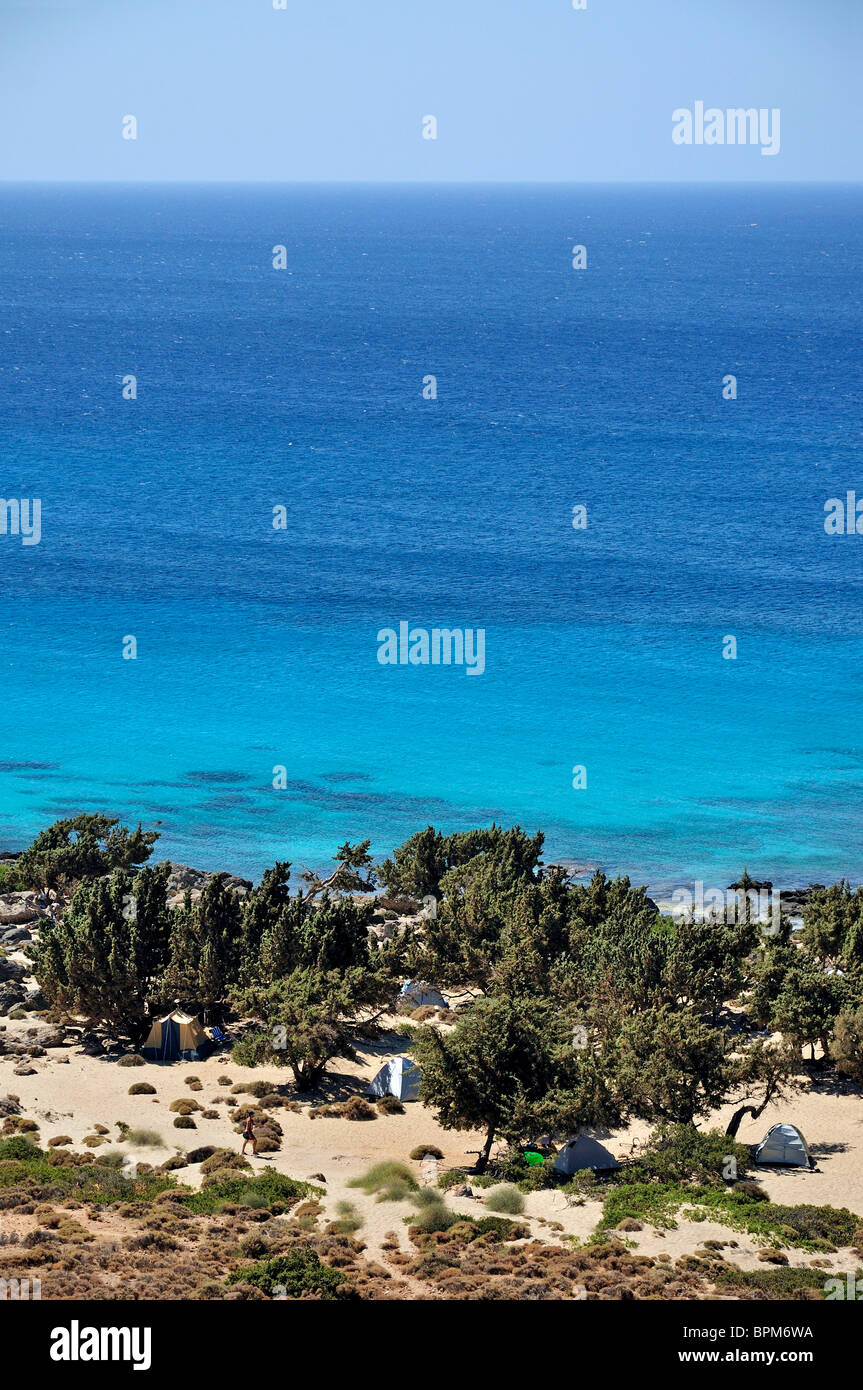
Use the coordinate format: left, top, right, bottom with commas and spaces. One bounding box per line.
367, 1056, 422, 1102
553, 1135, 621, 1176
400, 979, 447, 1009
754, 1123, 814, 1169
142, 1011, 210, 1062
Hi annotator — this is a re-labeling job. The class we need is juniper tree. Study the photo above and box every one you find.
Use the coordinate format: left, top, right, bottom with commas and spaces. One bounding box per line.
381, 823, 544, 902
410, 993, 619, 1173
163, 873, 244, 1019
32, 864, 172, 1040
231, 858, 403, 1088
17, 813, 158, 892
802, 880, 863, 969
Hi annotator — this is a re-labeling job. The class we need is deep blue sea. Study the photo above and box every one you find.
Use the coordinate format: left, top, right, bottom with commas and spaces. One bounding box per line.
1, 183, 862, 890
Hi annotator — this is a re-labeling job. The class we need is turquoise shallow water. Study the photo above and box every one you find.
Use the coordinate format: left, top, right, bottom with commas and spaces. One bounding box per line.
1, 184, 862, 887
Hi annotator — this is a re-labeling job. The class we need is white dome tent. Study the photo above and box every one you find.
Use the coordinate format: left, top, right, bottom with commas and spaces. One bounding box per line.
367, 1055, 423, 1102
400, 979, 446, 1009
754, 1123, 814, 1169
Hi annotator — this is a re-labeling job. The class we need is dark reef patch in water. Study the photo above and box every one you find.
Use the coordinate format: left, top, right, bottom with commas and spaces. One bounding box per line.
0, 761, 60, 772
183, 770, 253, 785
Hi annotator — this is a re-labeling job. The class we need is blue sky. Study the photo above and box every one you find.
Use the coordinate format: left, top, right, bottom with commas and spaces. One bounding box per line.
0, 0, 859, 181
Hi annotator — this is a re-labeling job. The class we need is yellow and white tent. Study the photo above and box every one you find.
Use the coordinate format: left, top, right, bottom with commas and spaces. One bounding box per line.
142, 1011, 209, 1061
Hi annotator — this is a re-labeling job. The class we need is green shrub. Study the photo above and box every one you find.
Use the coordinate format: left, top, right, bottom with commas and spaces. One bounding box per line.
0, 1135, 40, 1161
185, 1146, 216, 1164
200, 1149, 250, 1176
180, 1170, 320, 1215
406, 1199, 459, 1233
348, 1162, 418, 1201
410, 1145, 444, 1161
0, 862, 27, 891
630, 1124, 753, 1186
484, 1184, 525, 1215
471, 1215, 528, 1241
174, 1116, 195, 1130
329, 1201, 363, 1236
715, 1264, 842, 1296
128, 1082, 156, 1096
117, 1055, 146, 1068
410, 1188, 444, 1208
126, 1129, 165, 1148
733, 1180, 768, 1201
597, 1181, 863, 1253
226, 1249, 347, 1299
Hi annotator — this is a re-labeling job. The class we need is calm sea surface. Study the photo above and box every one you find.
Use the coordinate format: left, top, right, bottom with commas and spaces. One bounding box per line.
1, 183, 862, 889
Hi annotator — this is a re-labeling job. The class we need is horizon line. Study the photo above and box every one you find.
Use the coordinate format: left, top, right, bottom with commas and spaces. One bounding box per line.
1, 177, 861, 188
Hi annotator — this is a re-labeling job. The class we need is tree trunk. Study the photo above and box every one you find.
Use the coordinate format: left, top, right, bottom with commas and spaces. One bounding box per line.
726, 1104, 761, 1139
475, 1125, 496, 1174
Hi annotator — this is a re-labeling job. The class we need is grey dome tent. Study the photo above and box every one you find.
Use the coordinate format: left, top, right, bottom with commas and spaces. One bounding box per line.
754, 1123, 814, 1169
554, 1135, 620, 1176
367, 1056, 422, 1102
400, 980, 447, 1009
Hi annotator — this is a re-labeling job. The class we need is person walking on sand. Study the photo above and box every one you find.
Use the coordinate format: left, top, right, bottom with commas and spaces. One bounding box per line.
241, 1111, 257, 1156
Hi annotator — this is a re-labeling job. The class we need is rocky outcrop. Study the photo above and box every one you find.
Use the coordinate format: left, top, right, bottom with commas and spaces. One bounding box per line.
0, 958, 28, 985
0, 892, 42, 926
0, 989, 26, 1017
158, 862, 252, 910
22, 1024, 67, 1049
777, 885, 822, 918
0, 928, 33, 947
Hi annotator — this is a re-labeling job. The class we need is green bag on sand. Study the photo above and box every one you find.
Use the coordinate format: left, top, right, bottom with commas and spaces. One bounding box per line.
524, 1150, 545, 1167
